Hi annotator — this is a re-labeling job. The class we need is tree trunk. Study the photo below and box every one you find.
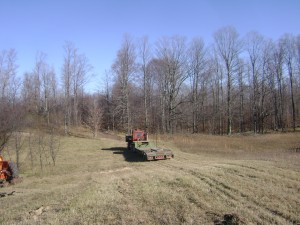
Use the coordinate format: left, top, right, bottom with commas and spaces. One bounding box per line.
288, 62, 296, 131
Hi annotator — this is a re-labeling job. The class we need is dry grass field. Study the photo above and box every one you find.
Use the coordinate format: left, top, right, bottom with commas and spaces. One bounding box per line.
1, 130, 300, 225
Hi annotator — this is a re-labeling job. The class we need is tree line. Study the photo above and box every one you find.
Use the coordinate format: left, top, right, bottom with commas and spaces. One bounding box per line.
108, 27, 300, 134
1, 27, 300, 153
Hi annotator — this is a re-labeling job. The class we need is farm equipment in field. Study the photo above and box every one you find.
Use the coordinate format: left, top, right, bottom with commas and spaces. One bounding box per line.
0, 155, 19, 187
125, 129, 174, 161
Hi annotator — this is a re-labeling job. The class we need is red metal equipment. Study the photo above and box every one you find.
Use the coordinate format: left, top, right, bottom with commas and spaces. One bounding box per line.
0, 155, 19, 186
125, 129, 174, 161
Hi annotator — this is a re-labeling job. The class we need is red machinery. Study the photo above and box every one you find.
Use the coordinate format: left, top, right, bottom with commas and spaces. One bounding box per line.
125, 129, 174, 161
0, 155, 19, 186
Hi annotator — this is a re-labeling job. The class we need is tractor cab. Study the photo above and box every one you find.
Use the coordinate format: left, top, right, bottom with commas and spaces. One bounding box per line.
126, 129, 148, 143
132, 129, 148, 142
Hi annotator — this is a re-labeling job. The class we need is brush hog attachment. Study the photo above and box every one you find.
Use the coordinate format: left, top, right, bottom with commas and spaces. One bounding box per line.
141, 148, 174, 161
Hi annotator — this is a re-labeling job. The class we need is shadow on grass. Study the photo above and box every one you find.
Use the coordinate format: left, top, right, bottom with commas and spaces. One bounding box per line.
101, 147, 146, 162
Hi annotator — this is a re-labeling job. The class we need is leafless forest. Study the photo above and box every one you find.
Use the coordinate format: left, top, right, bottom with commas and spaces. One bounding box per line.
1, 26, 300, 225
1, 27, 300, 147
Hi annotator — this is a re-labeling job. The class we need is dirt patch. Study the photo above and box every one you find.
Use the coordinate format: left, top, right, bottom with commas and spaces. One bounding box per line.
28, 206, 51, 221
214, 214, 240, 225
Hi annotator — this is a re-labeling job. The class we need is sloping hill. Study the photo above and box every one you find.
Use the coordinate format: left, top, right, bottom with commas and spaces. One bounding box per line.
1, 133, 300, 224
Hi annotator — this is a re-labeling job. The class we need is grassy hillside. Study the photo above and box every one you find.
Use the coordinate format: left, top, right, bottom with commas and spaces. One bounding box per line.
1, 131, 300, 224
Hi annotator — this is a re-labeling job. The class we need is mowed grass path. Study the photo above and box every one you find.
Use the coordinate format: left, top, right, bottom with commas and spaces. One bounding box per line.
1, 132, 300, 224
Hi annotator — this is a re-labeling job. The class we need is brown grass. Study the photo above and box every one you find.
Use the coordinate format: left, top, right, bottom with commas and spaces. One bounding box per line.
172, 132, 300, 164
1, 131, 300, 224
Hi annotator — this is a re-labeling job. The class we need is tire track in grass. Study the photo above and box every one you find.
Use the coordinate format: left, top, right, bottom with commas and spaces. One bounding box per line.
157, 161, 299, 224
208, 165, 300, 220
153, 163, 239, 224
214, 164, 300, 191
226, 163, 300, 183
216, 165, 300, 193
146, 154, 300, 224
219, 163, 300, 213
172, 165, 269, 223
266, 165, 300, 182
190, 168, 300, 225
226, 162, 267, 173
153, 162, 265, 223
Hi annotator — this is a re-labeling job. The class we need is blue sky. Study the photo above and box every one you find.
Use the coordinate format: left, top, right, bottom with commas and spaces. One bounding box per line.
1, 0, 299, 92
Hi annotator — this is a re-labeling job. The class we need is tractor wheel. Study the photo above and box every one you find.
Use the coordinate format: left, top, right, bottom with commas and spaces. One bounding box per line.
8, 162, 19, 180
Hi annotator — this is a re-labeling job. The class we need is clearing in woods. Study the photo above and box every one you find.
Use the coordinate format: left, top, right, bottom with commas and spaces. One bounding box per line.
1, 131, 300, 224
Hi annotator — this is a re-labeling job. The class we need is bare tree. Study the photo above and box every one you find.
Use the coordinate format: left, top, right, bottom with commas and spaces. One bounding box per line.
209, 51, 226, 135
281, 34, 297, 131
62, 42, 73, 133
72, 53, 92, 125
13, 131, 24, 169
245, 32, 265, 133
0, 49, 18, 99
138, 36, 152, 130
21, 52, 58, 129
155, 36, 188, 133
0, 49, 20, 153
32, 53, 43, 114
149, 58, 167, 132
258, 39, 274, 133
101, 70, 114, 131
62, 42, 92, 133
34, 53, 57, 124
0, 100, 14, 152
86, 95, 103, 138
37, 132, 45, 171
214, 26, 242, 135
27, 132, 35, 169
188, 38, 206, 133
22, 72, 36, 113
112, 34, 136, 131
0, 49, 23, 171
48, 128, 61, 166
273, 41, 285, 131
237, 58, 245, 133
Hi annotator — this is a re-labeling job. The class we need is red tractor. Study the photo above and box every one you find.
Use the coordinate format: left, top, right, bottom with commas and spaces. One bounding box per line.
126, 129, 174, 161
0, 155, 19, 186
